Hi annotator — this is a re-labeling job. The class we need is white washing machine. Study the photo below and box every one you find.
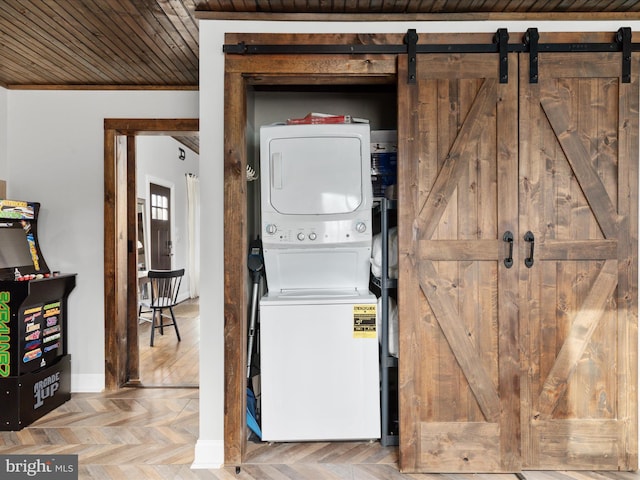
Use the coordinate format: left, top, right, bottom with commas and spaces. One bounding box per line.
260, 290, 379, 441
258, 123, 380, 441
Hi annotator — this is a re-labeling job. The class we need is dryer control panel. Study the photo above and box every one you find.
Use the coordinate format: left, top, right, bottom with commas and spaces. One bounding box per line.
262, 217, 371, 247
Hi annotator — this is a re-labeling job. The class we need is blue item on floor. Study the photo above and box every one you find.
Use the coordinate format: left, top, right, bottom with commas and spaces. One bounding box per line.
247, 388, 262, 439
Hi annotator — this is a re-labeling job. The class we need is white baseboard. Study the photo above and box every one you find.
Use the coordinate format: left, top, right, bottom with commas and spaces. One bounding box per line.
191, 439, 224, 469
71, 373, 105, 393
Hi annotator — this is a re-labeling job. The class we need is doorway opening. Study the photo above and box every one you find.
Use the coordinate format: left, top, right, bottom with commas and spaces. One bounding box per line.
135, 138, 200, 387
223, 34, 400, 464
103, 118, 199, 390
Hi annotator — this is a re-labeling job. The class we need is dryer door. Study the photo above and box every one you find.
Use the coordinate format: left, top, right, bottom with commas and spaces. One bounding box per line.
268, 135, 364, 215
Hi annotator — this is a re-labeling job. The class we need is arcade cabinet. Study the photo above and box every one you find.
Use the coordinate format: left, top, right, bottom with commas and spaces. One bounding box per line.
0, 199, 76, 430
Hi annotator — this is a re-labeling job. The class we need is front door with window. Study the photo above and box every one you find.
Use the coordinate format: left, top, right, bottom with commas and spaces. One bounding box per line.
150, 183, 172, 270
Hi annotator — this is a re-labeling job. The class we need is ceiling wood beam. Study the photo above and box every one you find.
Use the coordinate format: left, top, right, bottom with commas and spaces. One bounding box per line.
195, 11, 640, 21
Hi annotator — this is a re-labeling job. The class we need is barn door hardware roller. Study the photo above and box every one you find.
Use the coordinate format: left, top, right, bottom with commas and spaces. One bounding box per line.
524, 28, 539, 84
618, 27, 632, 83
405, 29, 418, 85
495, 29, 509, 84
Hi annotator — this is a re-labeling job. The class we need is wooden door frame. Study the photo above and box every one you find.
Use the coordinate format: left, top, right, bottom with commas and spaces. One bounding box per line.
223, 32, 403, 465
103, 118, 199, 390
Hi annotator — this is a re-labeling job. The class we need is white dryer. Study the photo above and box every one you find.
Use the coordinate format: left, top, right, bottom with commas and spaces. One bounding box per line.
260, 123, 374, 292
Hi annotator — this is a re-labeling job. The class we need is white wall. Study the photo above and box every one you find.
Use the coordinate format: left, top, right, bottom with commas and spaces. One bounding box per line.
6, 90, 198, 392
197, 18, 640, 469
0, 87, 7, 180
136, 135, 199, 300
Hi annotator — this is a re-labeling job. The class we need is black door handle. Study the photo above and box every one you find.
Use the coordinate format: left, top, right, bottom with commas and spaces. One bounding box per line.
524, 231, 535, 268
503, 231, 514, 268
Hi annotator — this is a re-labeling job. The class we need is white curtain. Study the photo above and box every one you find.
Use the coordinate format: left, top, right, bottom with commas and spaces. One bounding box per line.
186, 173, 200, 298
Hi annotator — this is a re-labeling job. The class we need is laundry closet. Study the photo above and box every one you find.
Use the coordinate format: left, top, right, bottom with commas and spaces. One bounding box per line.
246, 85, 399, 443
222, 30, 638, 474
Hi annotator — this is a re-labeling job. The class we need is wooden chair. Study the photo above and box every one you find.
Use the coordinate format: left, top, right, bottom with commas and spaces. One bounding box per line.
138, 268, 185, 346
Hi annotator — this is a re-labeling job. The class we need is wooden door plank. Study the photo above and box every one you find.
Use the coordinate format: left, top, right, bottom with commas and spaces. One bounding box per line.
416, 79, 497, 240
416, 54, 499, 80
536, 260, 618, 417
539, 240, 617, 260
495, 54, 521, 472
418, 260, 501, 423
418, 240, 501, 260
433, 76, 462, 423
616, 56, 640, 471
534, 419, 621, 469
419, 422, 501, 471
397, 53, 422, 472
537, 52, 620, 80
459, 78, 484, 422
518, 62, 540, 468
540, 92, 619, 239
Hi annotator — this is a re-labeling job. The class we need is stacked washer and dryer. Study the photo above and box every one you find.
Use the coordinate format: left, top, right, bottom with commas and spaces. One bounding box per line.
258, 122, 381, 442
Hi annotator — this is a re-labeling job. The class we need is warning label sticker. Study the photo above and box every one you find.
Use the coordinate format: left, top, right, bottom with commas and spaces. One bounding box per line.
353, 304, 376, 338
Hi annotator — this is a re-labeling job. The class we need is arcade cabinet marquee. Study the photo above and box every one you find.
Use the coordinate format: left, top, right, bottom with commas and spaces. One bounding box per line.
0, 199, 76, 430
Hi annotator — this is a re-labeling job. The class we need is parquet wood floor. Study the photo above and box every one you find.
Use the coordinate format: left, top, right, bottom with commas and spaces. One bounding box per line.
2, 390, 639, 480
1, 300, 639, 478
137, 298, 200, 387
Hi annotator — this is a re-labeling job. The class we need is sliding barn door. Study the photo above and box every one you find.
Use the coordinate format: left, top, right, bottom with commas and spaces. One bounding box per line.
398, 37, 638, 474
519, 51, 638, 470
397, 52, 520, 473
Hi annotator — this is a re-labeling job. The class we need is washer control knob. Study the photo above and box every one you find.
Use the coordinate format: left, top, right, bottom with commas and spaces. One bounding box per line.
297, 232, 305, 241
355, 222, 367, 233
265, 224, 277, 235
308, 232, 317, 241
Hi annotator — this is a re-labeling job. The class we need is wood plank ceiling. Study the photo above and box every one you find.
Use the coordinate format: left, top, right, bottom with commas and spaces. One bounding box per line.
0, 1, 639, 90
0, 1, 200, 89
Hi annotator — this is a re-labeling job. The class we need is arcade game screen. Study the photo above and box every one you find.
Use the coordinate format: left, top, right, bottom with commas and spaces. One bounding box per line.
0, 200, 49, 281
0, 227, 37, 271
